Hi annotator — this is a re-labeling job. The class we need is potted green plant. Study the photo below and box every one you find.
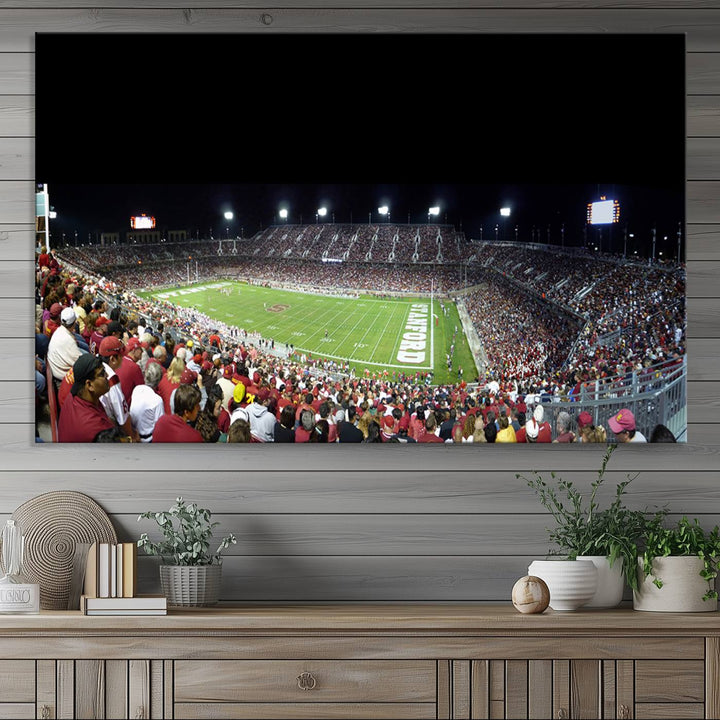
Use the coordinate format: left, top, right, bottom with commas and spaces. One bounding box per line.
518, 444, 667, 608
137, 497, 237, 607
633, 515, 720, 612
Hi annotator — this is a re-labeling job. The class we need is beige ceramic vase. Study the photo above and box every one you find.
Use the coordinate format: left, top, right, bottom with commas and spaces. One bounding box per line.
633, 556, 717, 612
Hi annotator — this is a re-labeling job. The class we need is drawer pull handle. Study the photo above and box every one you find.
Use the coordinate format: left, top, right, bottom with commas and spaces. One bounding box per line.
297, 671, 317, 691
557, 710, 567, 719
619, 705, 631, 719
40, 706, 51, 720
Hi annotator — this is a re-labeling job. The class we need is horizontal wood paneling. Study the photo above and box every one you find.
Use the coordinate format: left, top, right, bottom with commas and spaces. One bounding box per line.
688, 138, 720, 179
0, 98, 32, 136
686, 225, 720, 261
0, 469, 718, 511
688, 97, 720, 137
106, 512, 720, 554
4, 0, 720, 8
0, 10, 715, 50
0, 1, 718, 603
10, 430, 720, 466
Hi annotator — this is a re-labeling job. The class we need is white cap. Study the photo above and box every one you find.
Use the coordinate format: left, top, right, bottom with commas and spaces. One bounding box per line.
526, 418, 539, 439
60, 307, 76, 325
533, 405, 544, 423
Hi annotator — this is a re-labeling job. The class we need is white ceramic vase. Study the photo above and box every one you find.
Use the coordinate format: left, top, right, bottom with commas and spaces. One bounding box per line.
527, 559, 598, 611
577, 555, 624, 608
633, 556, 718, 612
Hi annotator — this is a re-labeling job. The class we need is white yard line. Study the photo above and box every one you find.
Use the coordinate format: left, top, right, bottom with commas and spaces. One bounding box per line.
368, 302, 404, 365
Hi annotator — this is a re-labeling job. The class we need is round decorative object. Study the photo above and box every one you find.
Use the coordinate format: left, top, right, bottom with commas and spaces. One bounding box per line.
9, 491, 117, 610
160, 564, 222, 607
512, 575, 550, 614
528, 558, 598, 611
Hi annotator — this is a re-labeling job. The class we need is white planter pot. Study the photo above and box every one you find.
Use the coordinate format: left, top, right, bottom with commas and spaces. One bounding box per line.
633, 556, 717, 613
527, 559, 598, 611
577, 555, 624, 608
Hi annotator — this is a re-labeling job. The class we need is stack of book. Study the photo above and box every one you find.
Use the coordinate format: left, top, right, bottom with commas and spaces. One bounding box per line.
80, 594, 167, 616
81, 541, 167, 615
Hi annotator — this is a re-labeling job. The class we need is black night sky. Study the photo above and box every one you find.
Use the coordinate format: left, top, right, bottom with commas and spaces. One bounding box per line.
36, 33, 685, 257
45, 182, 683, 258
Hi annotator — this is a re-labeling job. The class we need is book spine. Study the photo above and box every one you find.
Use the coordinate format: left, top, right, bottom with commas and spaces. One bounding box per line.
116, 543, 123, 598
98, 543, 111, 598
83, 543, 98, 599
110, 544, 117, 598
122, 542, 137, 598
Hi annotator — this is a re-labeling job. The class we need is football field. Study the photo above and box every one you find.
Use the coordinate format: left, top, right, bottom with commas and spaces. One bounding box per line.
142, 281, 476, 385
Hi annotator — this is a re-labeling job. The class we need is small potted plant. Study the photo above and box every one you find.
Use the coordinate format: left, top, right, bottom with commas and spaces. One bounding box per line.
518, 444, 667, 609
137, 497, 237, 607
633, 515, 720, 612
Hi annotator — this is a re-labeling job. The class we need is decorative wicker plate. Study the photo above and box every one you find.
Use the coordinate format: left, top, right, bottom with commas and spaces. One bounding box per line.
10, 491, 117, 610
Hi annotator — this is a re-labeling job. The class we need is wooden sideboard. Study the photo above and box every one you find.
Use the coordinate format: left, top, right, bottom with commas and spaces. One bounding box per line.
0, 605, 717, 719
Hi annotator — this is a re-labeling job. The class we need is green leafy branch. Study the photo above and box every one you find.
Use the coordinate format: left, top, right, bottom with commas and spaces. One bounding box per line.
517, 444, 667, 592
137, 497, 237, 566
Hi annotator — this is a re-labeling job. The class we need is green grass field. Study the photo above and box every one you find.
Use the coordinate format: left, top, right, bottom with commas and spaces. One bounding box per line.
140, 281, 477, 385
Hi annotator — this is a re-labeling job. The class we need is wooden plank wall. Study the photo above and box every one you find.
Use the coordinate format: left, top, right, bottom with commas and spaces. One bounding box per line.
0, 1, 718, 603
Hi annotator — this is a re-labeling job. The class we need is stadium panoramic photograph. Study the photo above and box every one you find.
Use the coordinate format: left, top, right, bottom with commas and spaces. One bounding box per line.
35, 182, 686, 444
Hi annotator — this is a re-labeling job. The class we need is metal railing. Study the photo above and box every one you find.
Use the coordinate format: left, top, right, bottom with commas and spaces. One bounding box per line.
530, 356, 687, 441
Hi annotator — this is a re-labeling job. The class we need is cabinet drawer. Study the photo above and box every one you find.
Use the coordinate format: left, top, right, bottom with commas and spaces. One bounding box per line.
635, 660, 704, 702
0, 706, 35, 720
174, 702, 437, 719
0, 661, 35, 702
635, 703, 704, 719
175, 660, 436, 703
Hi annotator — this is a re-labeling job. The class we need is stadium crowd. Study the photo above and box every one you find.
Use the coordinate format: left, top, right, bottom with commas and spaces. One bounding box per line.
37, 227, 685, 444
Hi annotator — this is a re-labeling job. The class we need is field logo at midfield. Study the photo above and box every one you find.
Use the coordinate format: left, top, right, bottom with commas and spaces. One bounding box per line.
266, 303, 290, 313
397, 303, 428, 364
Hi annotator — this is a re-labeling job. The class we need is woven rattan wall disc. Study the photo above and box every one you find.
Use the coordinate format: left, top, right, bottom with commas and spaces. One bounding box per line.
10, 491, 117, 609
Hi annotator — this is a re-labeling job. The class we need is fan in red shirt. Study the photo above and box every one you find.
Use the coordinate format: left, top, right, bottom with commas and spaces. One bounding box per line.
516, 405, 552, 443
416, 412, 444, 443
152, 383, 204, 443
115, 336, 145, 408
58, 354, 116, 442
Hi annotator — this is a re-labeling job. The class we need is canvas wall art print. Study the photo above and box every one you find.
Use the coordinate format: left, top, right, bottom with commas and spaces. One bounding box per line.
34, 34, 686, 444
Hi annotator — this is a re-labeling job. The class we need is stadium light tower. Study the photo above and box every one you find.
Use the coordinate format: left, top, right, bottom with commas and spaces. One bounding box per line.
223, 211, 234, 239
378, 206, 390, 223
499, 207, 511, 241
316, 207, 327, 224
279, 208, 288, 223
428, 206, 440, 224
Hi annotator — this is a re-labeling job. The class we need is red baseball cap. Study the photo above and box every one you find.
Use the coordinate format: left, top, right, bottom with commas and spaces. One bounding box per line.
577, 411, 593, 429
125, 337, 142, 353
98, 336, 124, 357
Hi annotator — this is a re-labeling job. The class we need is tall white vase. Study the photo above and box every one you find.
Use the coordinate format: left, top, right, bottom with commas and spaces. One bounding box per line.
527, 559, 598, 611
577, 555, 624, 608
